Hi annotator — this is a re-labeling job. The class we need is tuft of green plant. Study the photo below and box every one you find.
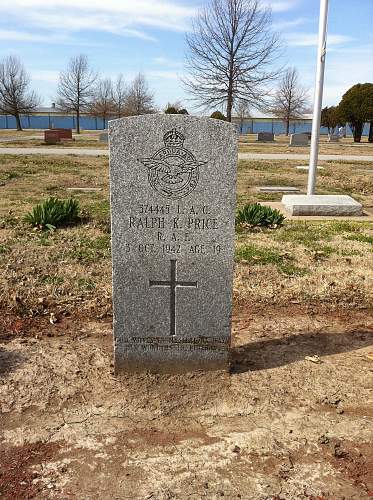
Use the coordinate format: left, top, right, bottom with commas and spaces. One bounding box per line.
236, 203, 285, 229
24, 197, 80, 230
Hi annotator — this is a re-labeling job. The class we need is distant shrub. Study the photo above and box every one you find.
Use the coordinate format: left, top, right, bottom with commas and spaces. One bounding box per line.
210, 111, 226, 120
24, 197, 80, 230
236, 203, 285, 229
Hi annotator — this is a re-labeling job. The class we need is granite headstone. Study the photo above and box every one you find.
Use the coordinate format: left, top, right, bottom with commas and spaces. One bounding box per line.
328, 134, 340, 143
109, 115, 237, 373
289, 133, 309, 146
257, 132, 275, 142
99, 131, 108, 143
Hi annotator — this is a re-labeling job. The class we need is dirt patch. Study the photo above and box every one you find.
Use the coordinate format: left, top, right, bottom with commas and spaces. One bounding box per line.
1, 305, 372, 498
0, 441, 63, 499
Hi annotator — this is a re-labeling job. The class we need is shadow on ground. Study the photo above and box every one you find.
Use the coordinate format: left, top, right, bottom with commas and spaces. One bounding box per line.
0, 347, 25, 378
230, 328, 373, 373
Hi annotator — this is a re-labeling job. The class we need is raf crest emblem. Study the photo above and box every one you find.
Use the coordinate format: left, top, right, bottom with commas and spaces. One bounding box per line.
138, 128, 207, 199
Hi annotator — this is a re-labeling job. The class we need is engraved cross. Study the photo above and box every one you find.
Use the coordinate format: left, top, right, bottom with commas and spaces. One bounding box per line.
149, 259, 197, 336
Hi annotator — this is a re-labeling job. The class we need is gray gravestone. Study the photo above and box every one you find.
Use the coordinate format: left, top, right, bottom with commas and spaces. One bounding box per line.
257, 132, 275, 142
289, 133, 309, 146
328, 134, 340, 143
99, 131, 108, 143
109, 115, 237, 373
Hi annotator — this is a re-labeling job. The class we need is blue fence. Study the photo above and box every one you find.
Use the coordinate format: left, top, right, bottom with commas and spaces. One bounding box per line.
0, 114, 108, 130
0, 113, 369, 136
238, 119, 369, 137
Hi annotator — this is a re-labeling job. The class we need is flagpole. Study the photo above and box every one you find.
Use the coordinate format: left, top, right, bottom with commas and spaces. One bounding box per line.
307, 0, 329, 195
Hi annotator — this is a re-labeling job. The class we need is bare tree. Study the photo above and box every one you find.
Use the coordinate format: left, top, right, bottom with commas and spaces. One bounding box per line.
113, 74, 127, 118
57, 55, 97, 134
269, 67, 309, 136
0, 55, 39, 131
90, 78, 116, 128
183, 0, 281, 122
124, 73, 155, 116
235, 101, 250, 133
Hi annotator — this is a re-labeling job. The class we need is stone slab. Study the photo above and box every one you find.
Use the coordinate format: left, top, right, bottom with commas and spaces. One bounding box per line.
296, 166, 324, 170
109, 115, 237, 373
282, 195, 363, 216
261, 202, 373, 221
256, 132, 275, 142
66, 187, 102, 192
258, 186, 300, 193
289, 134, 309, 147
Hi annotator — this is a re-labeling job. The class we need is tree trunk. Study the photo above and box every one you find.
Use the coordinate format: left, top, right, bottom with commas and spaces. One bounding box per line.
76, 109, 80, 134
352, 121, 363, 143
226, 66, 234, 122
15, 113, 22, 131
226, 96, 233, 122
285, 119, 290, 136
369, 122, 373, 143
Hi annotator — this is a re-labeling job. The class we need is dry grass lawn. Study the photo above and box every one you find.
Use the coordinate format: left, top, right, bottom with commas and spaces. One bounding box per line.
0, 153, 372, 316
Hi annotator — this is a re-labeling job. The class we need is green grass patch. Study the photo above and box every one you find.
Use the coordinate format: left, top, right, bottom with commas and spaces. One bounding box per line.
276, 221, 365, 247
255, 192, 282, 202
66, 235, 111, 264
235, 244, 306, 276
310, 245, 337, 256
77, 277, 96, 290
345, 233, 373, 244
39, 274, 64, 285
18, 156, 83, 174
1, 171, 21, 181
86, 199, 111, 231
0, 214, 20, 228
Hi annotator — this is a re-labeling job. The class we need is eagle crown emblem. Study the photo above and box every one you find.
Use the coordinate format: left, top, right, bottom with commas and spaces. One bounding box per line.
163, 128, 184, 148
138, 128, 207, 199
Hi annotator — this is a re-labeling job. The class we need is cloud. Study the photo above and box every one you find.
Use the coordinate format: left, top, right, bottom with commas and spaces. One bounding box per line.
30, 70, 60, 83
0, 29, 67, 43
0, 0, 196, 40
152, 57, 184, 68
264, 0, 298, 12
148, 70, 180, 80
293, 42, 373, 106
273, 17, 308, 30
285, 32, 354, 47
323, 44, 373, 104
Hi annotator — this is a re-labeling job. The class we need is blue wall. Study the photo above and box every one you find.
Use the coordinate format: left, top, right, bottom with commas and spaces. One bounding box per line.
0, 114, 109, 131
238, 119, 369, 137
0, 114, 369, 136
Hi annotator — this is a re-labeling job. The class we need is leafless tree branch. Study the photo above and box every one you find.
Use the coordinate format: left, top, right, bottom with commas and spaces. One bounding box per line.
57, 54, 98, 133
124, 73, 156, 116
0, 55, 40, 131
183, 0, 282, 121
89, 78, 116, 128
267, 67, 310, 135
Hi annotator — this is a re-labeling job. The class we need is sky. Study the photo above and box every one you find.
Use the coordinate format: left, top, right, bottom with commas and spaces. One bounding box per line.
0, 0, 372, 114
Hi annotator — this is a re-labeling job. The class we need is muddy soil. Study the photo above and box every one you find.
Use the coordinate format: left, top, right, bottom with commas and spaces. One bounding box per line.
1, 304, 373, 499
